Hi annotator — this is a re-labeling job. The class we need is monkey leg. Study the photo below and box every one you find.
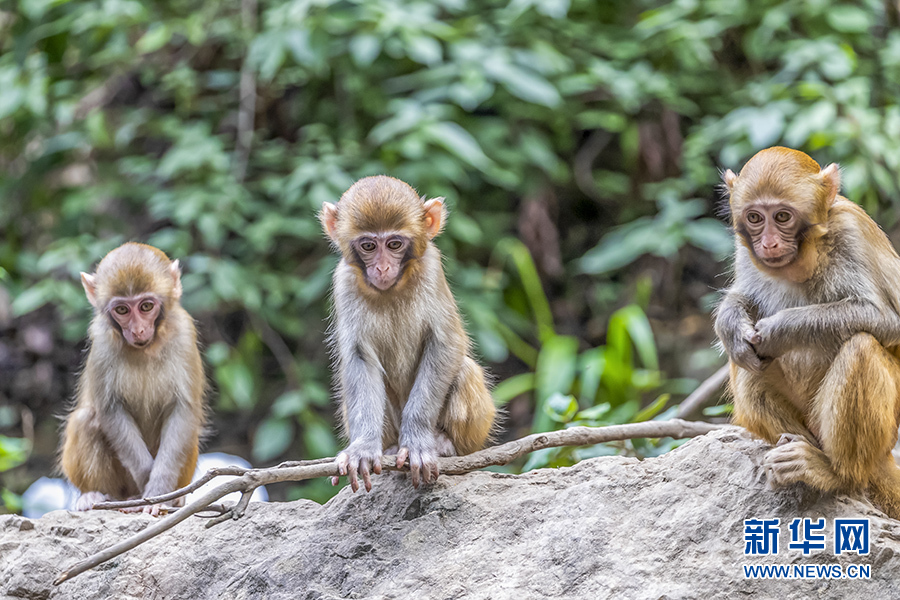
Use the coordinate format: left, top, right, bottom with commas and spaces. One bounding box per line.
438, 357, 497, 456
730, 363, 815, 445
61, 406, 140, 504
767, 333, 900, 517
177, 436, 200, 490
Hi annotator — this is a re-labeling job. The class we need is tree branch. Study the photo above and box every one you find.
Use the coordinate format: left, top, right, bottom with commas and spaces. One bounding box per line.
676, 365, 730, 419
54, 419, 722, 586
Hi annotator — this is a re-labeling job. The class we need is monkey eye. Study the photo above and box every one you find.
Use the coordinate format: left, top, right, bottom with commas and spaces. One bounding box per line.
140, 301, 155, 312
114, 305, 129, 315
746, 212, 763, 225
386, 239, 403, 251
774, 211, 792, 223
359, 240, 376, 252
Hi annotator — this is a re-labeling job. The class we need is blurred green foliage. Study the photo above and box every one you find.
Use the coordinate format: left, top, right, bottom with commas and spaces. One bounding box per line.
2, 0, 900, 501
0, 435, 31, 512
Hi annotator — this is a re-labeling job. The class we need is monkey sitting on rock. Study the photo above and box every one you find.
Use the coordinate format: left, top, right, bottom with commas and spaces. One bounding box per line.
61, 243, 206, 516
715, 147, 900, 519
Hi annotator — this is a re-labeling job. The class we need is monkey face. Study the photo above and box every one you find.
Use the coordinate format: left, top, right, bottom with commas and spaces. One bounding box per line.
352, 233, 411, 291
106, 294, 163, 348
739, 203, 802, 268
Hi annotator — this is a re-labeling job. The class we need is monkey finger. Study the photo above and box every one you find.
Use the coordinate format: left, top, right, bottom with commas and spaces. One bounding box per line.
336, 452, 349, 476
776, 433, 805, 447
360, 463, 373, 493
347, 463, 360, 493
410, 462, 421, 488
331, 476, 340, 486
396, 447, 409, 469
373, 459, 382, 475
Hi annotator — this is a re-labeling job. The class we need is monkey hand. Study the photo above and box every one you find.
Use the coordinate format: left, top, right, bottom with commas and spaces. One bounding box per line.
396, 439, 440, 489
752, 314, 791, 359
723, 322, 770, 373
333, 441, 383, 493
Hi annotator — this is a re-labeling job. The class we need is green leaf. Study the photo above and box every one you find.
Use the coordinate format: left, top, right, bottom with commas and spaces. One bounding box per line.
633, 393, 670, 422
533, 335, 579, 432
350, 34, 381, 67
252, 417, 294, 462
303, 418, 339, 457
425, 121, 494, 170
136, 24, 172, 54
609, 305, 658, 370
217, 361, 255, 410
703, 403, 733, 416
11, 284, 53, 317
492, 373, 535, 405
486, 59, 561, 107
826, 6, 872, 33
544, 392, 578, 423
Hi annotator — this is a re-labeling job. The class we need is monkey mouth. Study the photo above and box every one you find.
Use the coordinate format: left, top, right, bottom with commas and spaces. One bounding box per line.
129, 339, 152, 348
369, 278, 397, 291
759, 253, 796, 268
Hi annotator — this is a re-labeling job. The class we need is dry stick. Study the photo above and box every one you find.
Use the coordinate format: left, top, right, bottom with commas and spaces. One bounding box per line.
676, 364, 730, 419
94, 457, 337, 510
54, 419, 722, 586
93, 467, 249, 510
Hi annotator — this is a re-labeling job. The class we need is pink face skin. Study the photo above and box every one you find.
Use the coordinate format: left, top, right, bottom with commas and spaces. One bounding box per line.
107, 295, 163, 348
741, 204, 802, 268
353, 233, 410, 291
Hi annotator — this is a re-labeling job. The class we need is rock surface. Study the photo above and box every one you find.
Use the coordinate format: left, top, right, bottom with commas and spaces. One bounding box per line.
2, 427, 899, 600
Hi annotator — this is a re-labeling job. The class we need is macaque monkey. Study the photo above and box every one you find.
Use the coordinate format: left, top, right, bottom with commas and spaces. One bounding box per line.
320, 175, 496, 492
61, 243, 206, 515
714, 146, 900, 519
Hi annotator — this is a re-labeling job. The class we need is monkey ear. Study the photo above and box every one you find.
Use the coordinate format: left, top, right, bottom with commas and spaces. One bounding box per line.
423, 198, 446, 239
820, 163, 841, 204
169, 259, 183, 300
722, 169, 738, 191
320, 202, 339, 241
81, 272, 99, 308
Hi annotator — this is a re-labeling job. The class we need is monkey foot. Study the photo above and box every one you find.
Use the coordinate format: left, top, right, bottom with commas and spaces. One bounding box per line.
74, 491, 111, 511
764, 438, 814, 489
119, 503, 171, 517
435, 432, 457, 457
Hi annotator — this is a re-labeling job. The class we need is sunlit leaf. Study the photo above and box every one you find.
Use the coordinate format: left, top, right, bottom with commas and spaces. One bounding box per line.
252, 418, 294, 462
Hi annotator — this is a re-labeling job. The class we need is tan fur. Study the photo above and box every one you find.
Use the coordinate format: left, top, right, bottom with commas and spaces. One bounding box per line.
715, 147, 900, 519
61, 243, 206, 509
322, 176, 496, 490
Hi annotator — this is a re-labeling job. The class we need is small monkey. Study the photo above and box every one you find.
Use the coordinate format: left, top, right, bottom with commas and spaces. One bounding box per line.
714, 146, 900, 519
61, 243, 206, 515
320, 175, 496, 492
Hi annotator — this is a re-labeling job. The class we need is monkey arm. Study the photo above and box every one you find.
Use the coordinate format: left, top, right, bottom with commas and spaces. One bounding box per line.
397, 327, 464, 487
98, 402, 154, 490
336, 344, 387, 492
754, 298, 900, 357
143, 400, 200, 498
714, 291, 768, 372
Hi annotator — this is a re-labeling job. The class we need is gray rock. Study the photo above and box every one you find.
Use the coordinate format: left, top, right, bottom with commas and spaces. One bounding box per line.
2, 427, 899, 599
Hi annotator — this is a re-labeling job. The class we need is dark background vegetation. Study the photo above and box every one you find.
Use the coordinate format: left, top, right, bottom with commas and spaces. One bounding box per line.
2, 0, 900, 508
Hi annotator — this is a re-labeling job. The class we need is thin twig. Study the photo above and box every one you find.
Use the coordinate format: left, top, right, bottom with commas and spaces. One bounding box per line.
676, 365, 730, 419
54, 419, 722, 585
574, 130, 613, 201
92, 467, 250, 510
249, 312, 300, 389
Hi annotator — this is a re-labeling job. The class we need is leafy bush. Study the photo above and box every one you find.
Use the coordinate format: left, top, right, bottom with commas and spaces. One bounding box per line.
2, 0, 899, 499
